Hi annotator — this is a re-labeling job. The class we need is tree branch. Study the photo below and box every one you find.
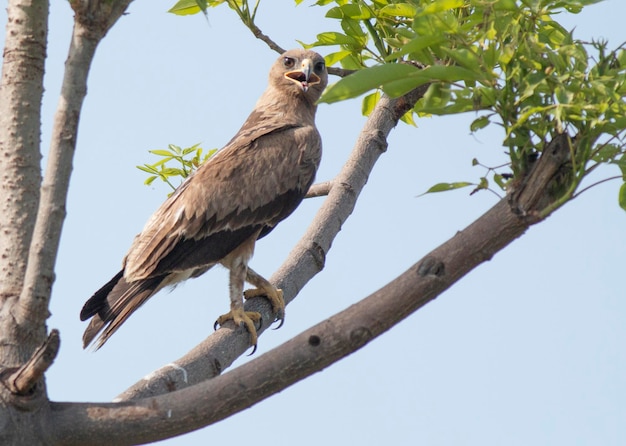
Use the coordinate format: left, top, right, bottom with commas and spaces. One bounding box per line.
247, 20, 285, 54
113, 86, 429, 401
45, 131, 573, 446
234, 7, 355, 78
4, 330, 60, 396
305, 180, 333, 198
0, 0, 46, 310
15, 0, 133, 328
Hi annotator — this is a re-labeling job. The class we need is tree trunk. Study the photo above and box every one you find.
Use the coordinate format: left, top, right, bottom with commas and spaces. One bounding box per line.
0, 0, 49, 444
0, 1, 132, 444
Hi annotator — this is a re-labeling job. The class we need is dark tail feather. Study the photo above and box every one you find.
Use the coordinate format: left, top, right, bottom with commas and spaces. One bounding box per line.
81, 270, 165, 350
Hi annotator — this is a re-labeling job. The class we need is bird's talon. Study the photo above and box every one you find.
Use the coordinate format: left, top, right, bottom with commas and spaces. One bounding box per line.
243, 287, 285, 319
215, 308, 261, 349
272, 316, 285, 330
247, 344, 258, 356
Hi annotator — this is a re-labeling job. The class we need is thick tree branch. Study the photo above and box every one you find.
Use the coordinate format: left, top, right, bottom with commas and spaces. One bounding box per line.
45, 132, 573, 446
0, 0, 46, 310
113, 87, 429, 401
16, 1, 133, 327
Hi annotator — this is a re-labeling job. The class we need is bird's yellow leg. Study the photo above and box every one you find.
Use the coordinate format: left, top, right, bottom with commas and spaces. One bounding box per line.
215, 307, 261, 347
215, 261, 261, 348
244, 267, 285, 323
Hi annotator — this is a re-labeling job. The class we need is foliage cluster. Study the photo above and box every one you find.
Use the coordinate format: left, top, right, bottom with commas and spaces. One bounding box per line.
162, 0, 626, 210
137, 143, 216, 190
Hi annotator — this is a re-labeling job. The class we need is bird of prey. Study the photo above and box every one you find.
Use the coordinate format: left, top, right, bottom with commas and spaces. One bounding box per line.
80, 49, 328, 351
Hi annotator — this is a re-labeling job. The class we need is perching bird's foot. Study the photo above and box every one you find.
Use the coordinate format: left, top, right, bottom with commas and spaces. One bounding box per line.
214, 308, 262, 349
244, 287, 285, 327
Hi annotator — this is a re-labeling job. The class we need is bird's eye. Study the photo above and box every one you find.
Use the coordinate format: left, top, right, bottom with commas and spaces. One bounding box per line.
283, 57, 295, 69
314, 61, 326, 74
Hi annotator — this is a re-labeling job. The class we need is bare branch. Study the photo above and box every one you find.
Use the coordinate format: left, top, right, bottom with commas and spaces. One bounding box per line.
305, 180, 333, 198
0, 0, 46, 305
248, 21, 285, 54
45, 132, 572, 446
114, 85, 430, 401
4, 330, 60, 396
328, 66, 357, 77
15, 0, 133, 327
235, 9, 355, 78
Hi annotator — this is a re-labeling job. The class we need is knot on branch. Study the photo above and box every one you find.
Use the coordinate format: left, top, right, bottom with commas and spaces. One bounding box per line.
1, 329, 59, 401
70, 0, 132, 39
369, 130, 389, 153
349, 327, 373, 349
508, 133, 574, 220
417, 257, 446, 278
309, 241, 326, 271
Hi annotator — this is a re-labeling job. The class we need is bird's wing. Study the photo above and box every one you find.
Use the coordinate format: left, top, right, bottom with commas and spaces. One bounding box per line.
123, 120, 321, 281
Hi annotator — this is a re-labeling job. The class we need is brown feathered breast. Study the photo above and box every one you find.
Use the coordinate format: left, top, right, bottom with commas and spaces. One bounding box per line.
80, 49, 328, 349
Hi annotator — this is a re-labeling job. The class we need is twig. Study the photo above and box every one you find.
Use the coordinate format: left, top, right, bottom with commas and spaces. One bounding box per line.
249, 21, 285, 54
328, 66, 357, 77
305, 181, 333, 198
236, 8, 356, 78
572, 175, 621, 199
15, 0, 133, 327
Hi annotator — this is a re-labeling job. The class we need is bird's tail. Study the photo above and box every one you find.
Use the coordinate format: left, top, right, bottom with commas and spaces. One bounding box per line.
80, 269, 165, 350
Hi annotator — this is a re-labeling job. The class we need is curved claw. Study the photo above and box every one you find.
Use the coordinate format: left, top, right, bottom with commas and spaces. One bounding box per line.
272, 315, 285, 330
246, 344, 258, 356
215, 308, 262, 350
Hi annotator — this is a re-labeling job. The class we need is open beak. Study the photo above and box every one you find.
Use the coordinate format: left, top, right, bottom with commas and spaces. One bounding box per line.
284, 58, 321, 92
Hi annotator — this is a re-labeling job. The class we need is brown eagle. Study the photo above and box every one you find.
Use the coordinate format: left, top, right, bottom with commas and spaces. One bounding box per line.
80, 49, 328, 350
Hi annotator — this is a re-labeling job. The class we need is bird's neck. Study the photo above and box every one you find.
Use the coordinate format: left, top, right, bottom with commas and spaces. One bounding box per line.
255, 86, 317, 124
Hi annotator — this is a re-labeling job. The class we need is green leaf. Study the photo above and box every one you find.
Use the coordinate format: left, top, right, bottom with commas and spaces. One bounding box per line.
137, 165, 158, 174
326, 4, 374, 20
440, 47, 481, 72
307, 32, 362, 48
324, 50, 352, 66
386, 35, 447, 61
619, 182, 626, 211
168, 0, 209, 15
418, 0, 464, 16
470, 116, 490, 132
400, 109, 417, 126
361, 91, 381, 116
420, 181, 473, 195
382, 65, 489, 98
144, 176, 158, 186
493, 173, 508, 190
150, 149, 178, 157
319, 64, 420, 103
379, 3, 418, 18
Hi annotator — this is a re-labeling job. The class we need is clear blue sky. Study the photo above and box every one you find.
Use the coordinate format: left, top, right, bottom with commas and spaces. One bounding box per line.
2, 1, 625, 445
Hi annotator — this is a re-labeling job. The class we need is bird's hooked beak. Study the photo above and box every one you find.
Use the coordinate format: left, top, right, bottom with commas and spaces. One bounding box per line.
284, 58, 321, 92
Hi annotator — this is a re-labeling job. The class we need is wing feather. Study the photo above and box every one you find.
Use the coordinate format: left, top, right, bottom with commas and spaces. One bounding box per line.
124, 119, 321, 281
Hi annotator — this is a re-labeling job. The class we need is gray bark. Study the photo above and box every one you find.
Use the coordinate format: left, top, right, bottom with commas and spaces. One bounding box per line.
0, 0, 47, 340
0, 1, 132, 445
0, 1, 49, 444
43, 130, 573, 446
0, 1, 580, 444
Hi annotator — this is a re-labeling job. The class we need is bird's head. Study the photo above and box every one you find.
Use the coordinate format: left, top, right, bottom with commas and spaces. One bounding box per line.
271, 49, 328, 102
